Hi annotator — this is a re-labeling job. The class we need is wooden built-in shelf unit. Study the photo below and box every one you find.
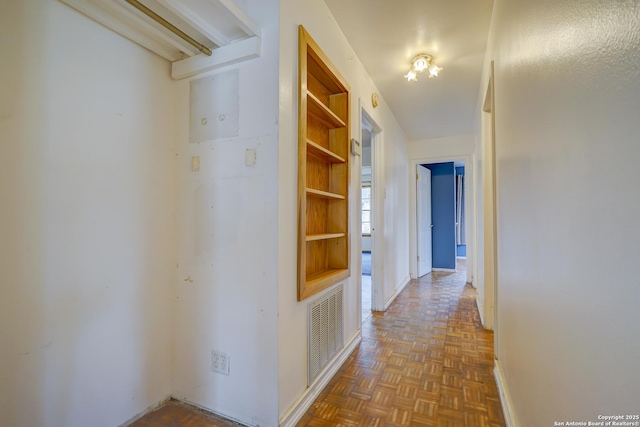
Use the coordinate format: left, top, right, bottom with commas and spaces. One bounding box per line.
297, 25, 351, 301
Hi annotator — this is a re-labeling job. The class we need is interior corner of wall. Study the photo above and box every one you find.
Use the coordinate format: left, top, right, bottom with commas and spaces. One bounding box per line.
475, 297, 486, 328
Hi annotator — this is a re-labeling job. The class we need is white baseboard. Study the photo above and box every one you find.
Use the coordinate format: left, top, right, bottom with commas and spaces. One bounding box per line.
456, 256, 467, 259
475, 297, 486, 328
383, 274, 411, 311
169, 397, 250, 426
432, 268, 456, 272
279, 331, 362, 427
494, 360, 518, 427
119, 395, 171, 426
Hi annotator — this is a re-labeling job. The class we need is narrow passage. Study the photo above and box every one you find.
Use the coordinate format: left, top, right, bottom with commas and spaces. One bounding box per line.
298, 261, 507, 426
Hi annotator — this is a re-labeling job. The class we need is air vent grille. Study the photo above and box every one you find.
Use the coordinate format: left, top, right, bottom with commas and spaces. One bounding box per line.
308, 285, 344, 384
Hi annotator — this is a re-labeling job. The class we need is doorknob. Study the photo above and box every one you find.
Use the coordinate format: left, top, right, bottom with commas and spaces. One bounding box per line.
430, 224, 434, 228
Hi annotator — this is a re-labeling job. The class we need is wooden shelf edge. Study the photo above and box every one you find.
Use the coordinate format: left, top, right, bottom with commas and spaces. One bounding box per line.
306, 233, 346, 242
305, 268, 350, 288
307, 139, 346, 163
298, 268, 350, 301
306, 188, 345, 200
307, 92, 346, 128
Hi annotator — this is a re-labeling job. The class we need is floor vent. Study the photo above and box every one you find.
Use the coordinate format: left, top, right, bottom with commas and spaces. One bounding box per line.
308, 285, 344, 385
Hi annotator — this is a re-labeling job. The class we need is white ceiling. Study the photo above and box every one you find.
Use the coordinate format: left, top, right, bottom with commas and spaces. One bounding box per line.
323, 0, 494, 141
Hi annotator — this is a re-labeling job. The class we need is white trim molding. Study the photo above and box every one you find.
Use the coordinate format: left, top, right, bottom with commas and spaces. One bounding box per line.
279, 332, 362, 427
171, 36, 260, 79
494, 360, 519, 427
476, 297, 488, 330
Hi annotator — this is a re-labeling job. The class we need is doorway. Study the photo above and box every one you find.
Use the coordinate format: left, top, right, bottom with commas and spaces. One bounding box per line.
361, 127, 372, 320
360, 109, 381, 322
417, 162, 467, 275
410, 156, 474, 284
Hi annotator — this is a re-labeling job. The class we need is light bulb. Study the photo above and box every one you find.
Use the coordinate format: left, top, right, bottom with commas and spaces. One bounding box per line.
428, 64, 441, 78
404, 70, 417, 82
414, 58, 428, 72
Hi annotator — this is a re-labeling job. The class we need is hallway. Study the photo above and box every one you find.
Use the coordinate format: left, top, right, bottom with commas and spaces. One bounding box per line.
130, 264, 505, 426
297, 264, 506, 426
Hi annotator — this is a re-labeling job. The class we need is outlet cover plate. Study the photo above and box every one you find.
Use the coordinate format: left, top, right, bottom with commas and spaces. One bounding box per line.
211, 350, 230, 376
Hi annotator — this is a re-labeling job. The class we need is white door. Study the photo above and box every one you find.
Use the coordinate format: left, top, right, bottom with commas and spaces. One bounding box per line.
417, 165, 432, 277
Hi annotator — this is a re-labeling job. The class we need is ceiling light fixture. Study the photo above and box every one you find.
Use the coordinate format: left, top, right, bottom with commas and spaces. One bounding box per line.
404, 54, 442, 82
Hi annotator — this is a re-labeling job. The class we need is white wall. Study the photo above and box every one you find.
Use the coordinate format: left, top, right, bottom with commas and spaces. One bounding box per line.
477, 0, 640, 424
170, 1, 280, 426
409, 134, 475, 160
278, 1, 411, 419
0, 2, 176, 426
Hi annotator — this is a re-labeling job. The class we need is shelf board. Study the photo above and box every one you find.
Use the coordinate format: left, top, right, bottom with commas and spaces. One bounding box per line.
306, 188, 345, 200
306, 268, 349, 287
307, 92, 346, 129
307, 139, 346, 163
306, 233, 346, 242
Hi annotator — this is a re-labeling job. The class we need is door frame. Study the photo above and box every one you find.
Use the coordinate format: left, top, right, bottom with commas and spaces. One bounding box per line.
359, 105, 384, 315
409, 155, 475, 284
480, 60, 498, 334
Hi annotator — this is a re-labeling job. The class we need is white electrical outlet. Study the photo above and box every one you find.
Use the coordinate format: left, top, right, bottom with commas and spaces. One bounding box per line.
211, 350, 230, 376
190, 156, 200, 172
245, 148, 256, 167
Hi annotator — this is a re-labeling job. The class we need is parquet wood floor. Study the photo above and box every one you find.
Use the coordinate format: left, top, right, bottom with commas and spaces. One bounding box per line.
129, 401, 242, 427
131, 262, 506, 427
297, 262, 506, 427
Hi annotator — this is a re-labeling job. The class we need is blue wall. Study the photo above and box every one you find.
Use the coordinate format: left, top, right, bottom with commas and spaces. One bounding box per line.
423, 162, 456, 269
457, 244, 467, 257
455, 166, 466, 258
